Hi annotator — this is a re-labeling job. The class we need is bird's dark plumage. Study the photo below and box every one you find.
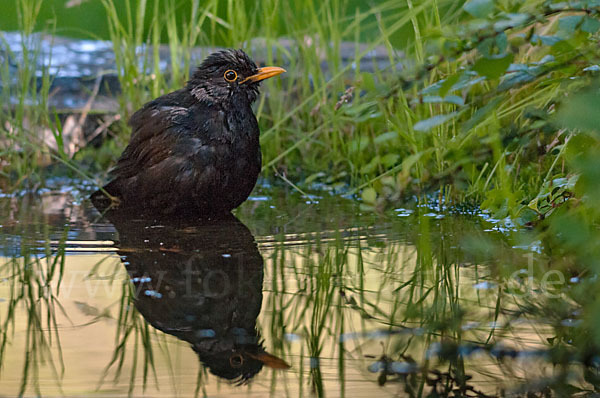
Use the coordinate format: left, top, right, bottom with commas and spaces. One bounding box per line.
92, 49, 285, 215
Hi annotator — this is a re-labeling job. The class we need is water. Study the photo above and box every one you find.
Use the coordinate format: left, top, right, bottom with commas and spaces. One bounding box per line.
0, 185, 597, 397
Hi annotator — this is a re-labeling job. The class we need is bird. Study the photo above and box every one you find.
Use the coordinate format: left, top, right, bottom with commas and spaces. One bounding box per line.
91, 49, 285, 216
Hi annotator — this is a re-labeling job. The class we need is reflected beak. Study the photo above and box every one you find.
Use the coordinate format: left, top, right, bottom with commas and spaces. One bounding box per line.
246, 351, 291, 369
241, 66, 286, 84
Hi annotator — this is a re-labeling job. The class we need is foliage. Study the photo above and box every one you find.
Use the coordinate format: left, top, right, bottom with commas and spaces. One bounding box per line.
1, 0, 600, 225
354, 0, 599, 219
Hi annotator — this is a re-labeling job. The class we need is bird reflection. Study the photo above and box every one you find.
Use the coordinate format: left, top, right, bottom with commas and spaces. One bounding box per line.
98, 210, 289, 382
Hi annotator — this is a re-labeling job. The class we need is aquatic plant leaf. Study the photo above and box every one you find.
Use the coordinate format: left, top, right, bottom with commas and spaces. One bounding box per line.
360, 72, 376, 91
361, 156, 381, 174
349, 137, 370, 154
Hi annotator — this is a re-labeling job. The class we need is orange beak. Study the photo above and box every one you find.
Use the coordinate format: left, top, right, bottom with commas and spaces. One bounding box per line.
240, 66, 286, 84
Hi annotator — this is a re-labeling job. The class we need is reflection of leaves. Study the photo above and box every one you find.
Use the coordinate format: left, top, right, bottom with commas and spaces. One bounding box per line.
75, 301, 102, 317
74, 301, 113, 324
582, 16, 600, 33
531, 34, 562, 45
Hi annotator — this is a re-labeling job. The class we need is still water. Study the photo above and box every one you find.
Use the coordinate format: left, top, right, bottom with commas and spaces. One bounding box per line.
0, 184, 596, 397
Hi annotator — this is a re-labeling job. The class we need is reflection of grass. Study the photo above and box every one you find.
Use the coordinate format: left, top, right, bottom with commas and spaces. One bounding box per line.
98, 281, 158, 395
94, 258, 208, 397
2, 192, 599, 395
254, 204, 600, 396
0, 202, 69, 396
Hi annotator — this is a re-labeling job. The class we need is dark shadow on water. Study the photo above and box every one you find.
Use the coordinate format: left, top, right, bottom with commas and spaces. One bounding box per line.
98, 208, 290, 383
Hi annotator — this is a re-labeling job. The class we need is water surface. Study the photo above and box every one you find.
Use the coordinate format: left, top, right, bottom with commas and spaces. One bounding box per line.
0, 185, 595, 397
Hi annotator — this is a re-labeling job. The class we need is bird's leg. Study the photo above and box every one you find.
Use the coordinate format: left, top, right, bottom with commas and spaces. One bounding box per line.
108, 194, 122, 207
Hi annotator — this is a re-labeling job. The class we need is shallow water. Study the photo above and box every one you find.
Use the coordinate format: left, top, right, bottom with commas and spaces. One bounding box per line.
0, 185, 596, 397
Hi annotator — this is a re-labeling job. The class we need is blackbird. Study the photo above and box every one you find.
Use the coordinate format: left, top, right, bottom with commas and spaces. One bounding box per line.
91, 49, 285, 215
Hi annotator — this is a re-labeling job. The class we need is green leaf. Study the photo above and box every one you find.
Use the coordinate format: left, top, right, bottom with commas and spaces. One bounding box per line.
414, 112, 460, 132
421, 71, 484, 95
361, 156, 380, 174
439, 73, 461, 97
558, 15, 583, 34
349, 138, 369, 153
360, 72, 376, 91
362, 187, 377, 204
420, 95, 465, 106
497, 66, 536, 91
527, 197, 540, 213
381, 153, 400, 167
493, 13, 530, 31
477, 33, 508, 57
531, 34, 562, 45
582, 16, 600, 33
462, 96, 503, 132
304, 172, 326, 185
374, 131, 398, 145
472, 53, 514, 79
556, 89, 600, 135
464, 0, 494, 18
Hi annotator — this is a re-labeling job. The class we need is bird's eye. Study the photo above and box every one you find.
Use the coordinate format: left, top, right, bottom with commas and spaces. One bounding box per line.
230, 353, 244, 368
224, 69, 238, 82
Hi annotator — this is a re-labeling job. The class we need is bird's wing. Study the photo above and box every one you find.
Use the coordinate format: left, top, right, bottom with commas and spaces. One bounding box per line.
109, 90, 198, 180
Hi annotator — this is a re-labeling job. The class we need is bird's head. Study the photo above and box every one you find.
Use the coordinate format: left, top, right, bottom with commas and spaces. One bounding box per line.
187, 49, 285, 105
